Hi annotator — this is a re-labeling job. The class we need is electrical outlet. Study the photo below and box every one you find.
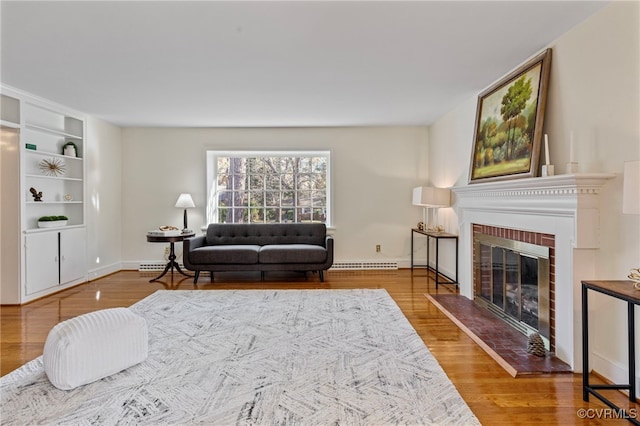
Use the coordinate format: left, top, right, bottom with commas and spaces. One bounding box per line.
164, 246, 170, 255
376, 244, 381, 253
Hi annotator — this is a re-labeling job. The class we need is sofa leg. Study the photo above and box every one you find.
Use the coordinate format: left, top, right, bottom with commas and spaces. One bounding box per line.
194, 271, 200, 284
210, 272, 214, 282
261, 271, 265, 281
319, 270, 324, 282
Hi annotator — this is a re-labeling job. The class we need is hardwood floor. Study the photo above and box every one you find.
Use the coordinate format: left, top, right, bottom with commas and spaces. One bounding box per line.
1, 269, 637, 424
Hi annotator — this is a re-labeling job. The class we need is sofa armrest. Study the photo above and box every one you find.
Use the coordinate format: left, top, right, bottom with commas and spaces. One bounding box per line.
184, 235, 206, 253
183, 235, 206, 271
325, 235, 334, 264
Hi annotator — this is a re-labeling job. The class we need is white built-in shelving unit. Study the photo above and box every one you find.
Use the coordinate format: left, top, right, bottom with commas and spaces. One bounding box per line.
1, 88, 88, 303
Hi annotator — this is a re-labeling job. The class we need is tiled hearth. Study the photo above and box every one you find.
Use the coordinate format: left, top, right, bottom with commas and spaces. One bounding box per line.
426, 293, 572, 377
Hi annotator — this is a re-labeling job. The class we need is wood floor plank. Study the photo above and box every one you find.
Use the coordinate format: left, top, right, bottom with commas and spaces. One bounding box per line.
1, 269, 636, 424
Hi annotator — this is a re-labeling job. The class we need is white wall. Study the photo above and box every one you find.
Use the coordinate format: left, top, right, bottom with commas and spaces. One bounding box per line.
428, 2, 640, 383
86, 117, 124, 280
121, 126, 429, 267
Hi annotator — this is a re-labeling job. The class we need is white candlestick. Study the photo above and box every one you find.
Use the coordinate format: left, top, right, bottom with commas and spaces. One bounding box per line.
544, 134, 550, 165
569, 131, 575, 163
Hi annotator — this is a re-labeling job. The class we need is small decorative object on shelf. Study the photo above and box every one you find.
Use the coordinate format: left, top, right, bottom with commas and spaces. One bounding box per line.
62, 141, 78, 157
29, 187, 43, 202
37, 215, 69, 228
629, 268, 640, 289
64, 194, 73, 201
39, 157, 66, 177
527, 332, 546, 357
25, 143, 37, 151
417, 221, 425, 231
541, 134, 554, 177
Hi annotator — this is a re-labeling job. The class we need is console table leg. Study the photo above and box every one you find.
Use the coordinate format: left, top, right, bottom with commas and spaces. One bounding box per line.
435, 238, 440, 289
629, 301, 636, 401
582, 284, 590, 401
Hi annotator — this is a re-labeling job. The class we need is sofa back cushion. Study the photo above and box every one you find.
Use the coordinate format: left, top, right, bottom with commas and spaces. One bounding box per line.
206, 223, 327, 247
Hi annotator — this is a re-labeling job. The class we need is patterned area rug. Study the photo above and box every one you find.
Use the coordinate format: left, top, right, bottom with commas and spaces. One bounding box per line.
1, 289, 479, 425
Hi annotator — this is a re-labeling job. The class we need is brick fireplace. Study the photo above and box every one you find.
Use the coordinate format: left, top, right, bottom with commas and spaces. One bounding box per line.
452, 174, 614, 371
473, 224, 555, 351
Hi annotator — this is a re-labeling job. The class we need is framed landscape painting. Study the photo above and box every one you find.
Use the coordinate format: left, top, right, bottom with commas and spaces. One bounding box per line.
469, 49, 551, 183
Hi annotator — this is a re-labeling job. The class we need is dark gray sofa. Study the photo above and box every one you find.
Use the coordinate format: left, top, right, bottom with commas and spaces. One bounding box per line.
183, 223, 334, 283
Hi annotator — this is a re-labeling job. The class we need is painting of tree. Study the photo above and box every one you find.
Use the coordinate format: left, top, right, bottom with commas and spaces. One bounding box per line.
469, 49, 551, 183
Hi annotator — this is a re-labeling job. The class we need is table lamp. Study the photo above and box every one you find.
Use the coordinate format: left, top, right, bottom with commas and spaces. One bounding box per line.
412, 186, 451, 231
175, 193, 195, 233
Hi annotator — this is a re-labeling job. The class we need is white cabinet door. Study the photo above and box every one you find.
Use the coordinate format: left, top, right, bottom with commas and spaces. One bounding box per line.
25, 232, 59, 295
60, 227, 86, 284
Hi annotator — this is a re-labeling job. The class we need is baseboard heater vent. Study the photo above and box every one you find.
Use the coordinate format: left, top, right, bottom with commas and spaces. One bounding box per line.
139, 262, 185, 271
330, 261, 398, 270
140, 261, 397, 272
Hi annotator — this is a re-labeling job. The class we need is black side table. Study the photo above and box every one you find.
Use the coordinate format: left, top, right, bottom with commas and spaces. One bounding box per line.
410, 228, 458, 289
582, 280, 640, 425
146, 233, 195, 282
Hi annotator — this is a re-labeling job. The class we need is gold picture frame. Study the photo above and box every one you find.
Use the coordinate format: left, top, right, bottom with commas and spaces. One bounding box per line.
469, 49, 552, 183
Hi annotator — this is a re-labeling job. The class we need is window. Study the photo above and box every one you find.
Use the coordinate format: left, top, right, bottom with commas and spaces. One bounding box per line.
206, 151, 330, 225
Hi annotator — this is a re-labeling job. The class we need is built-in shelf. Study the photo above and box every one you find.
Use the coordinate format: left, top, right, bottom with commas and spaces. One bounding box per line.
26, 201, 82, 204
23, 224, 85, 234
0, 119, 20, 129
25, 174, 83, 182
25, 149, 83, 161
25, 122, 82, 139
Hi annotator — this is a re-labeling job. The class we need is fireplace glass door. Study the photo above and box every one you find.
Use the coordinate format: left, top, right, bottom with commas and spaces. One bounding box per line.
474, 234, 550, 344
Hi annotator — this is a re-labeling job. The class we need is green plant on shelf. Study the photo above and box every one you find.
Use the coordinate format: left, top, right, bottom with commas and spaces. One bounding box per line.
38, 215, 69, 222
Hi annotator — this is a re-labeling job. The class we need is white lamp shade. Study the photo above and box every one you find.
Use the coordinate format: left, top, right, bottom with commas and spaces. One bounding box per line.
412, 186, 451, 207
175, 193, 195, 209
623, 160, 640, 214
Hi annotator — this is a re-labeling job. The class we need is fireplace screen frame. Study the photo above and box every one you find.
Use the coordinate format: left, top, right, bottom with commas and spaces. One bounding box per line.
473, 233, 551, 348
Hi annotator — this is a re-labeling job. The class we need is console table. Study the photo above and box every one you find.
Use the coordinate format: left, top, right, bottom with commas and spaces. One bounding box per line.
146, 233, 194, 282
410, 228, 458, 289
582, 280, 640, 425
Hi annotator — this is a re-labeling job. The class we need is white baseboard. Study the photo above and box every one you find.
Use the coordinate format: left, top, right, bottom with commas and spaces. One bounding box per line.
592, 350, 639, 393
88, 262, 122, 281
122, 261, 144, 270
124, 258, 460, 273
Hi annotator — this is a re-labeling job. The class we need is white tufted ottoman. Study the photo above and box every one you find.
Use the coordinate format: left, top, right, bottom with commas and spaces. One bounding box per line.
43, 307, 148, 390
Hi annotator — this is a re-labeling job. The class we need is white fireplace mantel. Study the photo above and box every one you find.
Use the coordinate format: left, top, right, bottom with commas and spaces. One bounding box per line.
451, 173, 615, 371
453, 173, 615, 249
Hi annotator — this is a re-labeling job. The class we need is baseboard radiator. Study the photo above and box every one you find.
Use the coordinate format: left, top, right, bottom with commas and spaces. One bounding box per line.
139, 262, 185, 272
139, 261, 398, 272
330, 261, 398, 270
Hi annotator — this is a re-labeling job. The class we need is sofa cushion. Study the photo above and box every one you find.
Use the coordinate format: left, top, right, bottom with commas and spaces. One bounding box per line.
189, 245, 260, 264
259, 244, 327, 264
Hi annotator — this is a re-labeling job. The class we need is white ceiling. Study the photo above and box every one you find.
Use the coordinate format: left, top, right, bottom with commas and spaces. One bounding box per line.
1, 1, 608, 128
